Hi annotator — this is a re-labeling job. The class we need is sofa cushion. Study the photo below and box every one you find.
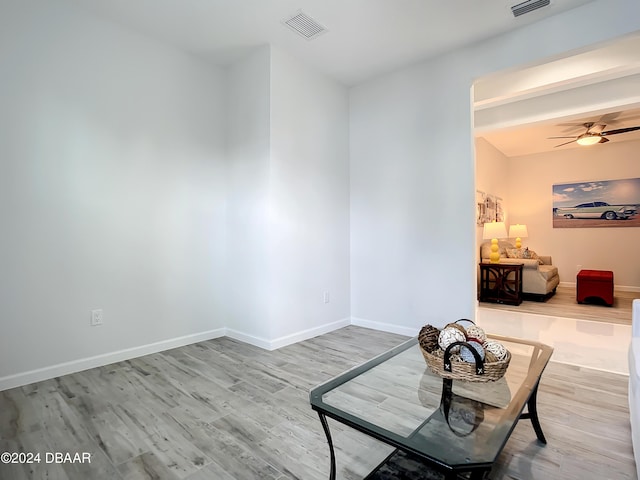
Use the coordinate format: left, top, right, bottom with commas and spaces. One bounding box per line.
480, 241, 513, 260
537, 264, 558, 280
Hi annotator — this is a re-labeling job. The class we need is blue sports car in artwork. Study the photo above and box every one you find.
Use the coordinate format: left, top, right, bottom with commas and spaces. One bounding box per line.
554, 201, 637, 220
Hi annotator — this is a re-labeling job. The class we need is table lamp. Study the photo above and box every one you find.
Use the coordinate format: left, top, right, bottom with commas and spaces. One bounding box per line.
483, 221, 508, 263
508, 224, 528, 249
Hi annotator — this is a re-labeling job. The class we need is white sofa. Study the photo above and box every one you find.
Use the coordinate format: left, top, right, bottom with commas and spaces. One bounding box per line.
480, 241, 560, 300
630, 299, 640, 478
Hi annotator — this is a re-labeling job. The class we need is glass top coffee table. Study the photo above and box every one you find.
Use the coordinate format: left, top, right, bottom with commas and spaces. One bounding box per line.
310, 334, 553, 480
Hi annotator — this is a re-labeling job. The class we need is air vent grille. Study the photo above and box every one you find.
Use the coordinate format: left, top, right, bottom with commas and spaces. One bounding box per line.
511, 0, 551, 17
282, 11, 327, 40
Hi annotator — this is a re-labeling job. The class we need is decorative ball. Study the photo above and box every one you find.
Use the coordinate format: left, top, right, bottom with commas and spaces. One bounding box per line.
484, 340, 508, 361
466, 336, 482, 345
418, 325, 440, 353
445, 322, 467, 337
460, 340, 486, 363
465, 325, 487, 344
438, 327, 466, 353
484, 350, 498, 363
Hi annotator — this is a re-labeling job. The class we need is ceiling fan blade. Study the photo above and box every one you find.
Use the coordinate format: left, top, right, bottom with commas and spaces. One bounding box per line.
601, 125, 640, 136
600, 137, 610, 143
557, 123, 589, 134
589, 123, 606, 134
554, 139, 576, 147
599, 112, 622, 124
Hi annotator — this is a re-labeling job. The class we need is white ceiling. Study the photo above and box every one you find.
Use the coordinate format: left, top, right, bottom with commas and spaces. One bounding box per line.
66, 0, 597, 86
479, 107, 640, 157
63, 0, 640, 157
474, 35, 640, 157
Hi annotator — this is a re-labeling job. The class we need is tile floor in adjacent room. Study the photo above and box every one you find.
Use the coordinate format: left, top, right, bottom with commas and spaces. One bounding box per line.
476, 306, 632, 375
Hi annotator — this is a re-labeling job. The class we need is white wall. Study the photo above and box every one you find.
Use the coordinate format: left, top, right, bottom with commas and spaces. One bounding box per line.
507, 139, 640, 289
0, 1, 227, 385
350, 64, 476, 333
225, 46, 350, 347
224, 46, 272, 341
475, 138, 511, 258
268, 47, 350, 342
349, 0, 640, 333
0, 4, 350, 387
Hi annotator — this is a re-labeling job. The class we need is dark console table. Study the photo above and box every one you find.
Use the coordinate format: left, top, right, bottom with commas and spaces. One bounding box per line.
479, 262, 523, 306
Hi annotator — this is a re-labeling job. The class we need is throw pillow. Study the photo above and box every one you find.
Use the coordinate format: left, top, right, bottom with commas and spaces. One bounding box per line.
506, 247, 543, 264
505, 248, 524, 259
522, 247, 544, 264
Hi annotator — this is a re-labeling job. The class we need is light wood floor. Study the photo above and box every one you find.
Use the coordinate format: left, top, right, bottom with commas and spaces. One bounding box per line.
480, 285, 636, 326
1, 326, 636, 479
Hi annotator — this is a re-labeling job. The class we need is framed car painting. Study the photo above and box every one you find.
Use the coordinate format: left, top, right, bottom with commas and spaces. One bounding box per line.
552, 177, 640, 228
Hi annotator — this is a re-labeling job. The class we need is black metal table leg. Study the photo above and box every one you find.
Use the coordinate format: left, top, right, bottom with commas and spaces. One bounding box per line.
520, 381, 547, 444
470, 469, 489, 479
318, 412, 337, 480
444, 470, 487, 480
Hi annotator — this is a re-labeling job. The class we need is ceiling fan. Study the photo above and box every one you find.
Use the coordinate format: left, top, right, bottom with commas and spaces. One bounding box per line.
549, 122, 640, 147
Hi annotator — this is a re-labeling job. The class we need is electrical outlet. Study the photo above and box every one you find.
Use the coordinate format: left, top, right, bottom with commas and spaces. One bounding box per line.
323, 292, 330, 304
91, 309, 103, 326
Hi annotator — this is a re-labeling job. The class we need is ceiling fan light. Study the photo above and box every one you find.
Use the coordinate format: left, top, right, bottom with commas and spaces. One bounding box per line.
576, 134, 603, 146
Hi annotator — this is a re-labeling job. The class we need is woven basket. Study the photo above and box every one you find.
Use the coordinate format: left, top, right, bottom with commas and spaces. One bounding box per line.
421, 341, 511, 383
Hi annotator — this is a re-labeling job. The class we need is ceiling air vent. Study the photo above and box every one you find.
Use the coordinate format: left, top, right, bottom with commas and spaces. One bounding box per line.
511, 0, 551, 17
282, 10, 327, 40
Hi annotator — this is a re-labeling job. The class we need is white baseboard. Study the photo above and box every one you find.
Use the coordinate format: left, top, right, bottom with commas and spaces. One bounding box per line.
227, 317, 351, 351
0, 328, 226, 392
617, 285, 639, 293
2, 316, 412, 392
1, 319, 357, 391
350, 316, 416, 337
224, 329, 273, 350
269, 317, 352, 350
559, 281, 640, 293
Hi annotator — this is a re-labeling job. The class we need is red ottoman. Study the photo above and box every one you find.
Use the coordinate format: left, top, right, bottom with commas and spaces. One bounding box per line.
576, 269, 614, 306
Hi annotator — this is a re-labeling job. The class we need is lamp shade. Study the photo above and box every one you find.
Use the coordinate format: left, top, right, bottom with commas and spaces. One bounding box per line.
508, 224, 528, 239
482, 221, 508, 240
